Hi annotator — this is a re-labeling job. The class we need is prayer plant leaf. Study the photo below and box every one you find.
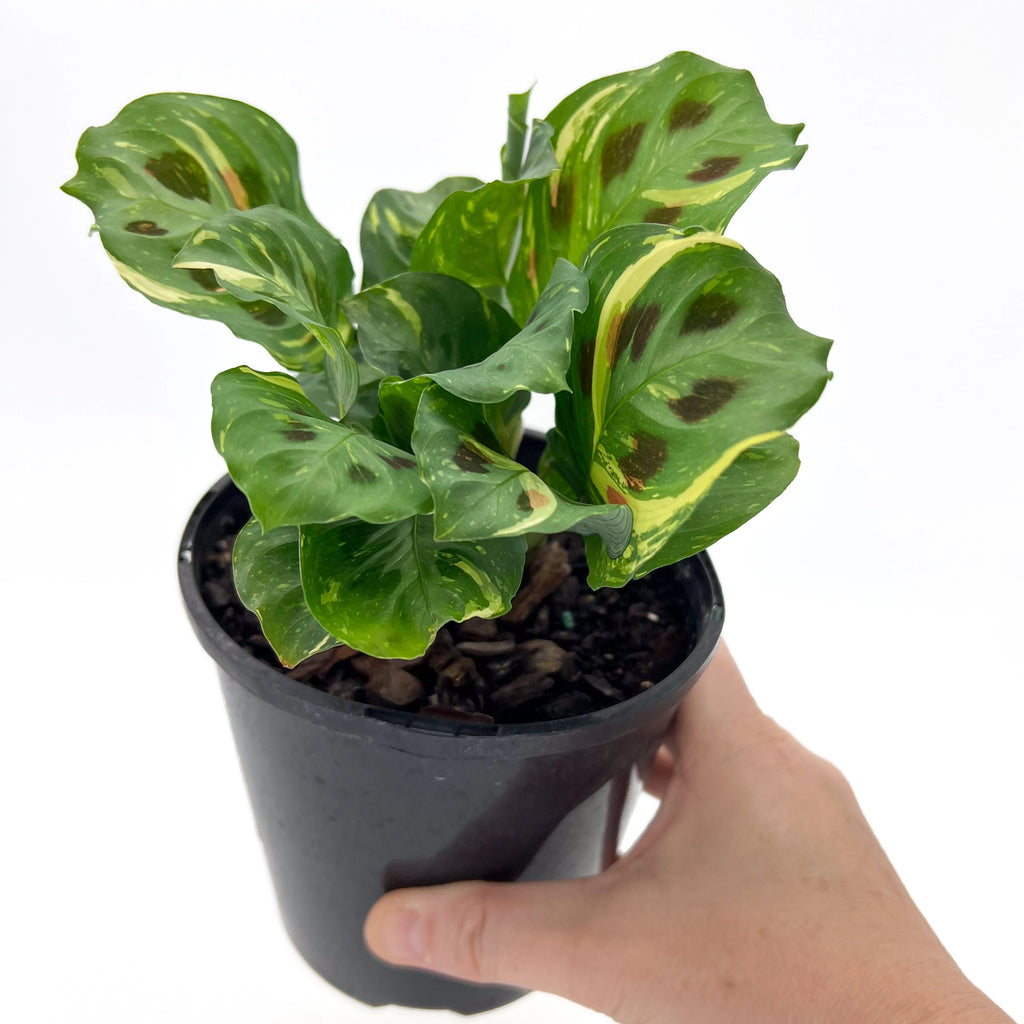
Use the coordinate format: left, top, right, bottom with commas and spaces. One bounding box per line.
359, 176, 484, 288
427, 259, 588, 403
509, 52, 806, 317
299, 519, 526, 660
62, 92, 328, 371
557, 225, 830, 587
409, 121, 558, 312
232, 518, 338, 668
610, 432, 801, 577
175, 207, 360, 417
345, 271, 519, 380
501, 89, 533, 182
413, 387, 632, 557
211, 366, 431, 530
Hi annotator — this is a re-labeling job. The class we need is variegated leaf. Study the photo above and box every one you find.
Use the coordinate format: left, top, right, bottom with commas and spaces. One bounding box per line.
299, 518, 526, 660
409, 121, 558, 312
212, 367, 431, 530
509, 52, 806, 318
501, 89, 533, 182
359, 176, 483, 288
232, 518, 338, 667
175, 207, 360, 417
427, 259, 588, 403
345, 272, 518, 379
62, 93, 327, 370
414, 387, 632, 556
559, 225, 830, 587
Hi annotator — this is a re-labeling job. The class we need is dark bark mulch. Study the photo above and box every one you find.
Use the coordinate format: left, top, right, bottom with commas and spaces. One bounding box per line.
200, 527, 693, 726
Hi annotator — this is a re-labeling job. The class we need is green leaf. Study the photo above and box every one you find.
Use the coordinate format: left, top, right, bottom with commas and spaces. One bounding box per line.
427, 259, 588, 403
409, 121, 558, 312
175, 206, 360, 417
501, 89, 532, 182
510, 52, 806, 318
62, 92, 328, 371
614, 433, 801, 577
232, 518, 338, 667
359, 177, 484, 288
414, 387, 632, 557
212, 366, 431, 530
559, 224, 830, 587
345, 272, 519, 380
300, 518, 525, 659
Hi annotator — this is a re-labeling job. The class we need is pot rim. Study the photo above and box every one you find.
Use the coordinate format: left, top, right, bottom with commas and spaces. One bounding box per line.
179, 474, 724, 756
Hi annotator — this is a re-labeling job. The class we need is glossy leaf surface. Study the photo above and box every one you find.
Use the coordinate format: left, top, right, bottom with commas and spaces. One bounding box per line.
359, 176, 483, 288
413, 387, 632, 555
300, 518, 525, 659
557, 225, 830, 586
212, 367, 430, 530
175, 207, 360, 416
510, 52, 806, 316
62, 92, 326, 370
232, 518, 337, 667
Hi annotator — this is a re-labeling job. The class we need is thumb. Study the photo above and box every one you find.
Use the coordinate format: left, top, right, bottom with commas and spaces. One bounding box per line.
364, 877, 599, 995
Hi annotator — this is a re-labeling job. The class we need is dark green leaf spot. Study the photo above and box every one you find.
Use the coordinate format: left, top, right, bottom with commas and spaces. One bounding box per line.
380, 454, 416, 471
617, 432, 667, 492
669, 99, 714, 131
601, 122, 646, 186
668, 377, 743, 423
348, 463, 377, 483
283, 429, 317, 442
145, 150, 211, 203
621, 302, 662, 364
242, 299, 288, 326
189, 267, 221, 292
454, 441, 490, 474
516, 488, 551, 512
237, 166, 270, 208
124, 220, 167, 236
643, 205, 682, 225
680, 291, 740, 334
687, 156, 741, 183
550, 176, 575, 231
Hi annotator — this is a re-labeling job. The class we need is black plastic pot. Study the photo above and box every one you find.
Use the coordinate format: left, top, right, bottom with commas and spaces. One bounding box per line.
178, 450, 724, 1014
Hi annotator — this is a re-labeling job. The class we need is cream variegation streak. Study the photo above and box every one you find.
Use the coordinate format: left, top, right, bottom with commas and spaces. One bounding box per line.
182, 119, 251, 208
590, 429, 783, 582
109, 256, 219, 306
640, 170, 755, 207
589, 230, 742, 452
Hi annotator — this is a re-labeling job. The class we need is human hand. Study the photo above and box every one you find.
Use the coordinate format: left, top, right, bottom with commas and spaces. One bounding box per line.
364, 643, 1013, 1024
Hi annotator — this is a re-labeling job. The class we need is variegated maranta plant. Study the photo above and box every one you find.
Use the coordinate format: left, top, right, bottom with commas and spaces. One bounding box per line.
64, 52, 831, 662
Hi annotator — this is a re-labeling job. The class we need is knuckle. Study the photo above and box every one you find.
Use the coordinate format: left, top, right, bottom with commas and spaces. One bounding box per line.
451, 885, 493, 982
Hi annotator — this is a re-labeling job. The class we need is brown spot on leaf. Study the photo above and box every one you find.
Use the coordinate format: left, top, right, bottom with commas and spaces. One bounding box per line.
670, 99, 714, 131
454, 441, 490, 474
687, 156, 741, 183
516, 488, 551, 512
606, 311, 627, 367
145, 150, 210, 202
681, 291, 740, 334
527, 246, 538, 284
188, 267, 222, 292
617, 432, 667, 492
348, 463, 376, 483
380, 454, 416, 471
242, 299, 287, 326
669, 377, 742, 423
606, 486, 629, 506
579, 337, 596, 396
124, 220, 167, 236
550, 175, 575, 230
622, 302, 662, 363
643, 205, 682, 225
283, 429, 316, 442
601, 122, 646, 186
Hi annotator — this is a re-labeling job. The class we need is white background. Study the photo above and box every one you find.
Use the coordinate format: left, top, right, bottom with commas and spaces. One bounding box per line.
2, 0, 1021, 1020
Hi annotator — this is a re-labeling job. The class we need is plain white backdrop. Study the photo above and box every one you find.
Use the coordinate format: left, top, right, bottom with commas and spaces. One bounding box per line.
2, 0, 1021, 1020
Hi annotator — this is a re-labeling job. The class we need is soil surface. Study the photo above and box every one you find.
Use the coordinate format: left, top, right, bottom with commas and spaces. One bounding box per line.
200, 521, 695, 726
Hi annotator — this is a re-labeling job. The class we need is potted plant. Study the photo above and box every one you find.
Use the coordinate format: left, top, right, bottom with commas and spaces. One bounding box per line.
63, 52, 831, 1013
